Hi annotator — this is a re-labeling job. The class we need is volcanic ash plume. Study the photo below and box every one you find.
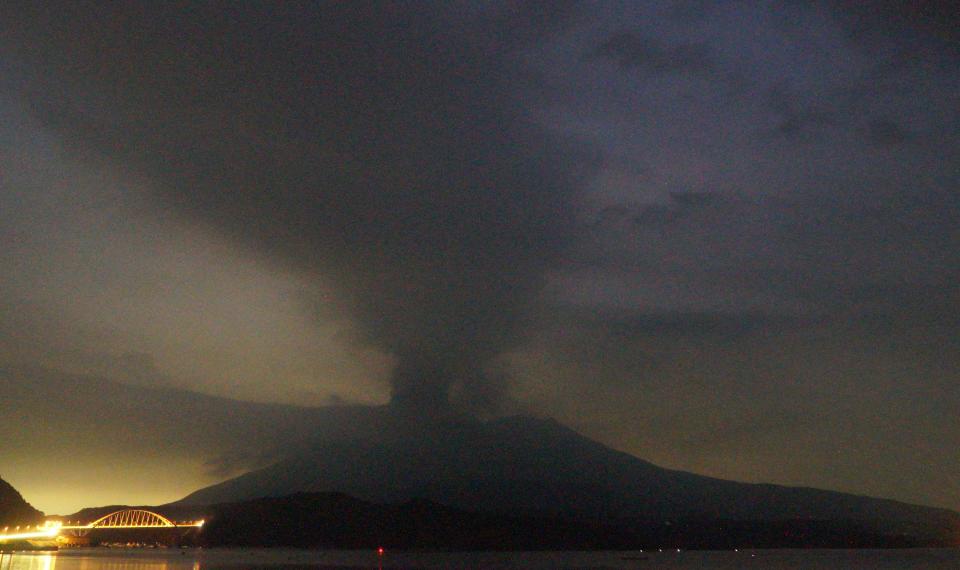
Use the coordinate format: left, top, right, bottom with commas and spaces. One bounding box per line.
0, 2, 590, 415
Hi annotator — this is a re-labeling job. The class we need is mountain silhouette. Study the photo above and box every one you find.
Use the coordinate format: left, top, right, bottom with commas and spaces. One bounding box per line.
0, 476, 43, 525
178, 412, 960, 545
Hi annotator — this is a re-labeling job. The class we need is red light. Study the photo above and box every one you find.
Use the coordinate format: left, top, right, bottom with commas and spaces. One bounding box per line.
377, 547, 384, 556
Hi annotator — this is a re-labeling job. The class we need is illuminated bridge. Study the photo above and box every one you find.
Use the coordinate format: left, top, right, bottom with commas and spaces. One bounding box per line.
0, 509, 204, 545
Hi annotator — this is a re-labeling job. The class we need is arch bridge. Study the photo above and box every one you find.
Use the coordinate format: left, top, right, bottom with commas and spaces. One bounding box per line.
84, 509, 180, 529
0, 509, 203, 544
61, 509, 204, 535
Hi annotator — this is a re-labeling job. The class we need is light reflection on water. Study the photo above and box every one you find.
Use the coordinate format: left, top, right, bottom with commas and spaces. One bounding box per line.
0, 552, 180, 570
1, 548, 959, 569
0, 553, 55, 570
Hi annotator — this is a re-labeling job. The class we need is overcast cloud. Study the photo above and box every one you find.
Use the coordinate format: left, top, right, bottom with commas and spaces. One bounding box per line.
1, 1, 958, 513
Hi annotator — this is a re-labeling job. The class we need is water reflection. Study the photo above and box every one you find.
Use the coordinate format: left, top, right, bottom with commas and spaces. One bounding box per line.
78, 563, 172, 570
1, 553, 55, 570
76, 562, 172, 570
3, 548, 960, 569
0, 553, 186, 570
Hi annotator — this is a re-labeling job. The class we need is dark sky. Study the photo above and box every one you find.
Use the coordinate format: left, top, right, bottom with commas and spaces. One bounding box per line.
1, 1, 958, 514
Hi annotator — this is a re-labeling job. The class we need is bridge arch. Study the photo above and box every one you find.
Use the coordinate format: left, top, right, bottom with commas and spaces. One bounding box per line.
89, 509, 176, 528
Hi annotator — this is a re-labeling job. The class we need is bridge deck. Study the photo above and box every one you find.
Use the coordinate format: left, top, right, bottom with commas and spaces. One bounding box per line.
2, 510, 203, 542
60, 523, 203, 529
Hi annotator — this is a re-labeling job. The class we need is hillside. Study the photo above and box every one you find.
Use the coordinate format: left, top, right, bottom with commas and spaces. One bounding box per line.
59, 488, 953, 549
178, 414, 960, 546
0, 476, 43, 525
195, 492, 936, 549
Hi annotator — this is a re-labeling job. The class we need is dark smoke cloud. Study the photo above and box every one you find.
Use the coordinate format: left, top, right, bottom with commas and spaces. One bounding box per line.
593, 32, 714, 76
0, 2, 591, 415
832, 0, 960, 45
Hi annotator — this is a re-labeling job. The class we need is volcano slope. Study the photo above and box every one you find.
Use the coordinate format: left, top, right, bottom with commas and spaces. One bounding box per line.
177, 412, 960, 546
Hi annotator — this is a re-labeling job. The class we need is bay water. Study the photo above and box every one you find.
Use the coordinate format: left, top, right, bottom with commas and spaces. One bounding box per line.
1, 548, 958, 569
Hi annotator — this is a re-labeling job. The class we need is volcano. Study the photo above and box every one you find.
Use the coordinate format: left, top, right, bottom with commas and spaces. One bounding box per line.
176, 411, 960, 545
